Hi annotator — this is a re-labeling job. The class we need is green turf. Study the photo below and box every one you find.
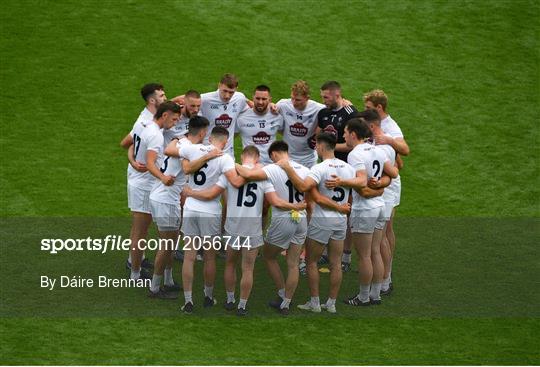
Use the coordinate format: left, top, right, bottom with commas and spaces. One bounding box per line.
1, 0, 539, 364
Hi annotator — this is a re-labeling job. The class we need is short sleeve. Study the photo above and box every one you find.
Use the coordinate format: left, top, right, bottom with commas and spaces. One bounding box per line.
262, 179, 275, 193
220, 154, 235, 173
147, 132, 163, 153
216, 174, 228, 189
178, 143, 194, 159
307, 164, 323, 184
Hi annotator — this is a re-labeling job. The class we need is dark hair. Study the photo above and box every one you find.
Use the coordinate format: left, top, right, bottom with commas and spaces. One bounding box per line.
320, 80, 341, 91
255, 84, 271, 94
316, 132, 337, 150
345, 118, 373, 140
184, 89, 201, 99
188, 116, 210, 135
242, 145, 260, 157
220, 73, 238, 89
268, 141, 288, 157
154, 101, 181, 119
140, 83, 164, 102
358, 109, 380, 124
210, 126, 229, 138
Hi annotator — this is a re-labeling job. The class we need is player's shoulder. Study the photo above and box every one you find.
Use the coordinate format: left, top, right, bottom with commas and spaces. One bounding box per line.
343, 104, 359, 116
232, 91, 247, 101
308, 100, 325, 111
290, 160, 309, 174
201, 90, 218, 101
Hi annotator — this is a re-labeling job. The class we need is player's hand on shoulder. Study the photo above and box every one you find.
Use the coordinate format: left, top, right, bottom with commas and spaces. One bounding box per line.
374, 134, 392, 145
342, 98, 353, 107
270, 103, 280, 115
206, 148, 223, 160
171, 96, 184, 106
276, 158, 290, 169
295, 201, 307, 211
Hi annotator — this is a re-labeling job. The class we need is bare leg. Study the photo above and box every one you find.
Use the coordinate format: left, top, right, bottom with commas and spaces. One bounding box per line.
263, 243, 285, 291
306, 239, 325, 297
129, 211, 152, 272
327, 238, 344, 299
284, 244, 303, 300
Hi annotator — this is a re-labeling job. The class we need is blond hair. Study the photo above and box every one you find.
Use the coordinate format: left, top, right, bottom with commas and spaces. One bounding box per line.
291, 80, 310, 97
363, 89, 388, 111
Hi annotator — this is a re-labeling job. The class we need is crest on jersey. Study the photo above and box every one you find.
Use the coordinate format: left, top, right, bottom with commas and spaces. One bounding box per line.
215, 114, 233, 128
252, 131, 271, 145
290, 122, 308, 137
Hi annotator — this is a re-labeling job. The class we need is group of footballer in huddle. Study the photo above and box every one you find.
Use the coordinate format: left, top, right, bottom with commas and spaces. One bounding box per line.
120, 74, 410, 316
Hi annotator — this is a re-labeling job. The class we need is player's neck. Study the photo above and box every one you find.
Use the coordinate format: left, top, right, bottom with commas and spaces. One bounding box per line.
253, 107, 268, 116
321, 151, 335, 160
153, 118, 163, 129
379, 111, 388, 120
146, 104, 157, 115
188, 135, 201, 144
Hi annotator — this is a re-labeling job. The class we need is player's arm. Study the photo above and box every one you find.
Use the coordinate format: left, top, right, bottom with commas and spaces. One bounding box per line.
334, 142, 352, 153
224, 168, 246, 189
171, 95, 185, 105
368, 175, 391, 189
146, 150, 174, 186
383, 160, 399, 178
127, 144, 147, 172
265, 191, 306, 211
164, 138, 181, 157
309, 187, 351, 214
120, 133, 133, 149
183, 184, 224, 201
275, 159, 316, 192
375, 135, 410, 156
182, 148, 223, 174
235, 164, 268, 181
324, 170, 367, 193
396, 154, 404, 170
360, 186, 384, 198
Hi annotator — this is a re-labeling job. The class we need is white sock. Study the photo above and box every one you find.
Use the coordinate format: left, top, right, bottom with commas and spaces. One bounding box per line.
370, 282, 382, 300
382, 277, 390, 291
150, 274, 162, 293
310, 296, 320, 307
342, 251, 351, 264
322, 248, 328, 257
227, 291, 235, 303
278, 288, 285, 299
326, 298, 336, 307
280, 298, 291, 309
128, 253, 132, 263
130, 270, 140, 280
359, 284, 370, 302
184, 291, 192, 304
204, 285, 214, 299
163, 268, 174, 286
238, 298, 248, 309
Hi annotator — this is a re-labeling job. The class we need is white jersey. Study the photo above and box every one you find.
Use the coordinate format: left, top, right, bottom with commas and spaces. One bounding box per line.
375, 139, 398, 203
163, 114, 190, 146
263, 160, 309, 218
180, 143, 236, 214
129, 121, 163, 190
127, 108, 154, 178
236, 108, 284, 165
381, 115, 403, 139
217, 165, 274, 236
347, 143, 388, 210
277, 99, 325, 168
149, 138, 191, 205
200, 90, 248, 155
381, 115, 403, 201
308, 158, 355, 219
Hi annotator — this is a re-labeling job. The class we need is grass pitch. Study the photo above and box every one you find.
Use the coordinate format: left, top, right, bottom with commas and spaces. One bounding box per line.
1, 0, 539, 364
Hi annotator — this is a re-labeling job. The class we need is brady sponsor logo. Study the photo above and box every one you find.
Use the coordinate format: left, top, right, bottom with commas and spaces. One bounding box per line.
290, 122, 308, 137
252, 131, 271, 145
215, 114, 232, 128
